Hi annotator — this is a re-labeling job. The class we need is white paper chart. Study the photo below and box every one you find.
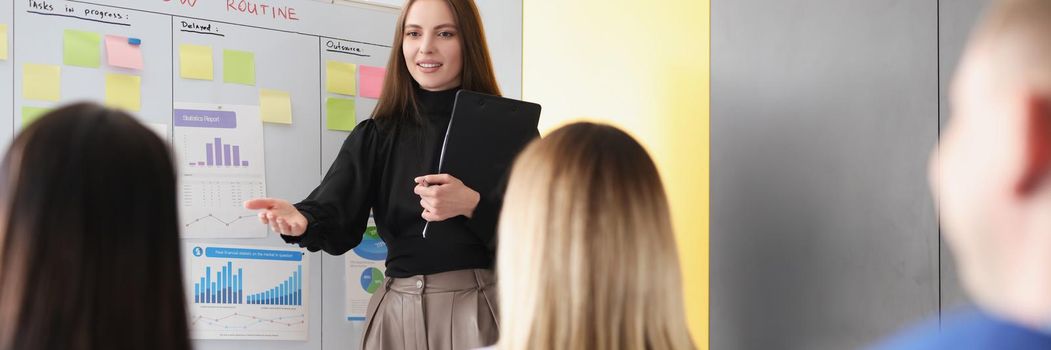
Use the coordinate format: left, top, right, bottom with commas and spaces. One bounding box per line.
345, 217, 387, 320
175, 103, 267, 238
185, 243, 309, 340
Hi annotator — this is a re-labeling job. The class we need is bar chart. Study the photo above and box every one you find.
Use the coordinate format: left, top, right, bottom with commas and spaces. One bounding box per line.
188, 137, 251, 168
193, 261, 244, 305
246, 265, 303, 306
192, 263, 303, 306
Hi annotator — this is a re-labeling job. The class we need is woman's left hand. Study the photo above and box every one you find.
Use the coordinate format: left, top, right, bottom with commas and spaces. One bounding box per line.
413, 174, 480, 222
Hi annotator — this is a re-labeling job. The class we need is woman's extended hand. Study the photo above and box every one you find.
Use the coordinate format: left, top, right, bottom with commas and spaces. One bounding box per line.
243, 198, 308, 236
413, 174, 480, 222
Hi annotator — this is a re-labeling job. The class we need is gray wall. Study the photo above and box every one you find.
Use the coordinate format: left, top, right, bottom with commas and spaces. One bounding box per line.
938, 0, 987, 310
711, 0, 988, 348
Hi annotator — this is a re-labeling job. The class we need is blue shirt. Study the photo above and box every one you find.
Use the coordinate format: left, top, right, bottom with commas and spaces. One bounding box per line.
873, 309, 1051, 349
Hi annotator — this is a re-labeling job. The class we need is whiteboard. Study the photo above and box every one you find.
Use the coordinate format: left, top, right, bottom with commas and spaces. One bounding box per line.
2, 0, 523, 349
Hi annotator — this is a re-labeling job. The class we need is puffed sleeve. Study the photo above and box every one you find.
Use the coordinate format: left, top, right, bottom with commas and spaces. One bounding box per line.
283, 120, 381, 255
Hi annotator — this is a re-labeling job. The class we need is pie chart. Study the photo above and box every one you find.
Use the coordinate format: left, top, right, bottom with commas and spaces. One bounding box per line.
360, 267, 384, 294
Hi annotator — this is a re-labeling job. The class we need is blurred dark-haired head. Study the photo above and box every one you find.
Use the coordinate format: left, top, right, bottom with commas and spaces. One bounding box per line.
0, 103, 190, 350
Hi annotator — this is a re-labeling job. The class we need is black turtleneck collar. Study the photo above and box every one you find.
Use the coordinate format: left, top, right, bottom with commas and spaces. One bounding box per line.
415, 85, 459, 116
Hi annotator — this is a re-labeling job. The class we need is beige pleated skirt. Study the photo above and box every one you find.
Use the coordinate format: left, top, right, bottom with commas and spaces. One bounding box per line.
361, 268, 499, 350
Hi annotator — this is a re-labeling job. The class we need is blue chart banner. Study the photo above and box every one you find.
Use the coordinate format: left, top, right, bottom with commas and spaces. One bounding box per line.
205, 246, 303, 261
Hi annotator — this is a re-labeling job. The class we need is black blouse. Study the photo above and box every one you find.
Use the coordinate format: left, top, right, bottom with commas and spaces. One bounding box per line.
282, 87, 512, 278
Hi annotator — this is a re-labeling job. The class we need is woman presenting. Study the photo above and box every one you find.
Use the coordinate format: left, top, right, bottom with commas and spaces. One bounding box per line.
244, 0, 521, 349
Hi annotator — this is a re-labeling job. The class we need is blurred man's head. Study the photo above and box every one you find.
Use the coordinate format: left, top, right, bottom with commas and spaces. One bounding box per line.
936, 0, 1051, 327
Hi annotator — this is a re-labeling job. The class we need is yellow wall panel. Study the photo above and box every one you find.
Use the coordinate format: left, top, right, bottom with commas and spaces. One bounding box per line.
523, 1, 710, 347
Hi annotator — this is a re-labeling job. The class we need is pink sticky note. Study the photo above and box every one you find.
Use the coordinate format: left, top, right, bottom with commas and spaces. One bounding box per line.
105, 35, 143, 70
359, 65, 386, 99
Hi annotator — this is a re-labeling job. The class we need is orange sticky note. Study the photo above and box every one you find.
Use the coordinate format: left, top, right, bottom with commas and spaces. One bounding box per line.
105, 35, 143, 70
359, 65, 386, 99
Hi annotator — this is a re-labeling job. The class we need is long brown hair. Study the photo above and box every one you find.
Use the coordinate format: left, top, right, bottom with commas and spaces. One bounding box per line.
496, 123, 695, 350
371, 0, 501, 124
0, 103, 190, 350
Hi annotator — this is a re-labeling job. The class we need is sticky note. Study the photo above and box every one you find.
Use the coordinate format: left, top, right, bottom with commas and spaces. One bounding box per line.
23, 64, 61, 102
0, 24, 8, 60
63, 29, 101, 68
326, 97, 356, 131
223, 49, 255, 85
359, 65, 386, 99
179, 44, 213, 80
260, 89, 292, 124
21, 106, 50, 125
104, 35, 143, 70
326, 61, 357, 96
105, 73, 141, 111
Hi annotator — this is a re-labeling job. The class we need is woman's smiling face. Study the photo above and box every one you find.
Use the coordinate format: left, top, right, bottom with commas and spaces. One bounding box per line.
402, 0, 463, 91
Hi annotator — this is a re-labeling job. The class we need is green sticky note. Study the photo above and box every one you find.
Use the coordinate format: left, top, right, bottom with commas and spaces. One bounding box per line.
105, 73, 142, 112
63, 29, 101, 68
326, 97, 356, 131
223, 49, 255, 85
23, 64, 61, 102
22, 106, 50, 125
326, 61, 356, 96
179, 44, 213, 80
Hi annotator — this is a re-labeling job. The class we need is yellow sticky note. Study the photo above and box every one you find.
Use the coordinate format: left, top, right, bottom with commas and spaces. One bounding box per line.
326, 61, 357, 96
0, 24, 8, 60
23, 64, 61, 102
22, 106, 50, 125
260, 89, 293, 124
105, 73, 141, 111
179, 44, 213, 80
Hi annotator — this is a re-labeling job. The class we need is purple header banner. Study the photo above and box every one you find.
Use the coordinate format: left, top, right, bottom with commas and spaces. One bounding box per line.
173, 109, 237, 129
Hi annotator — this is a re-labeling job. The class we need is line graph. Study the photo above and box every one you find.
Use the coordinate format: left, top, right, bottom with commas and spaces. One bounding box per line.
184, 213, 256, 228
191, 312, 305, 329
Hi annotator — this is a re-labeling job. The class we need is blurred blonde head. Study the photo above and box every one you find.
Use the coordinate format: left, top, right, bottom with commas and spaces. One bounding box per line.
935, 0, 1051, 327
496, 122, 694, 349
